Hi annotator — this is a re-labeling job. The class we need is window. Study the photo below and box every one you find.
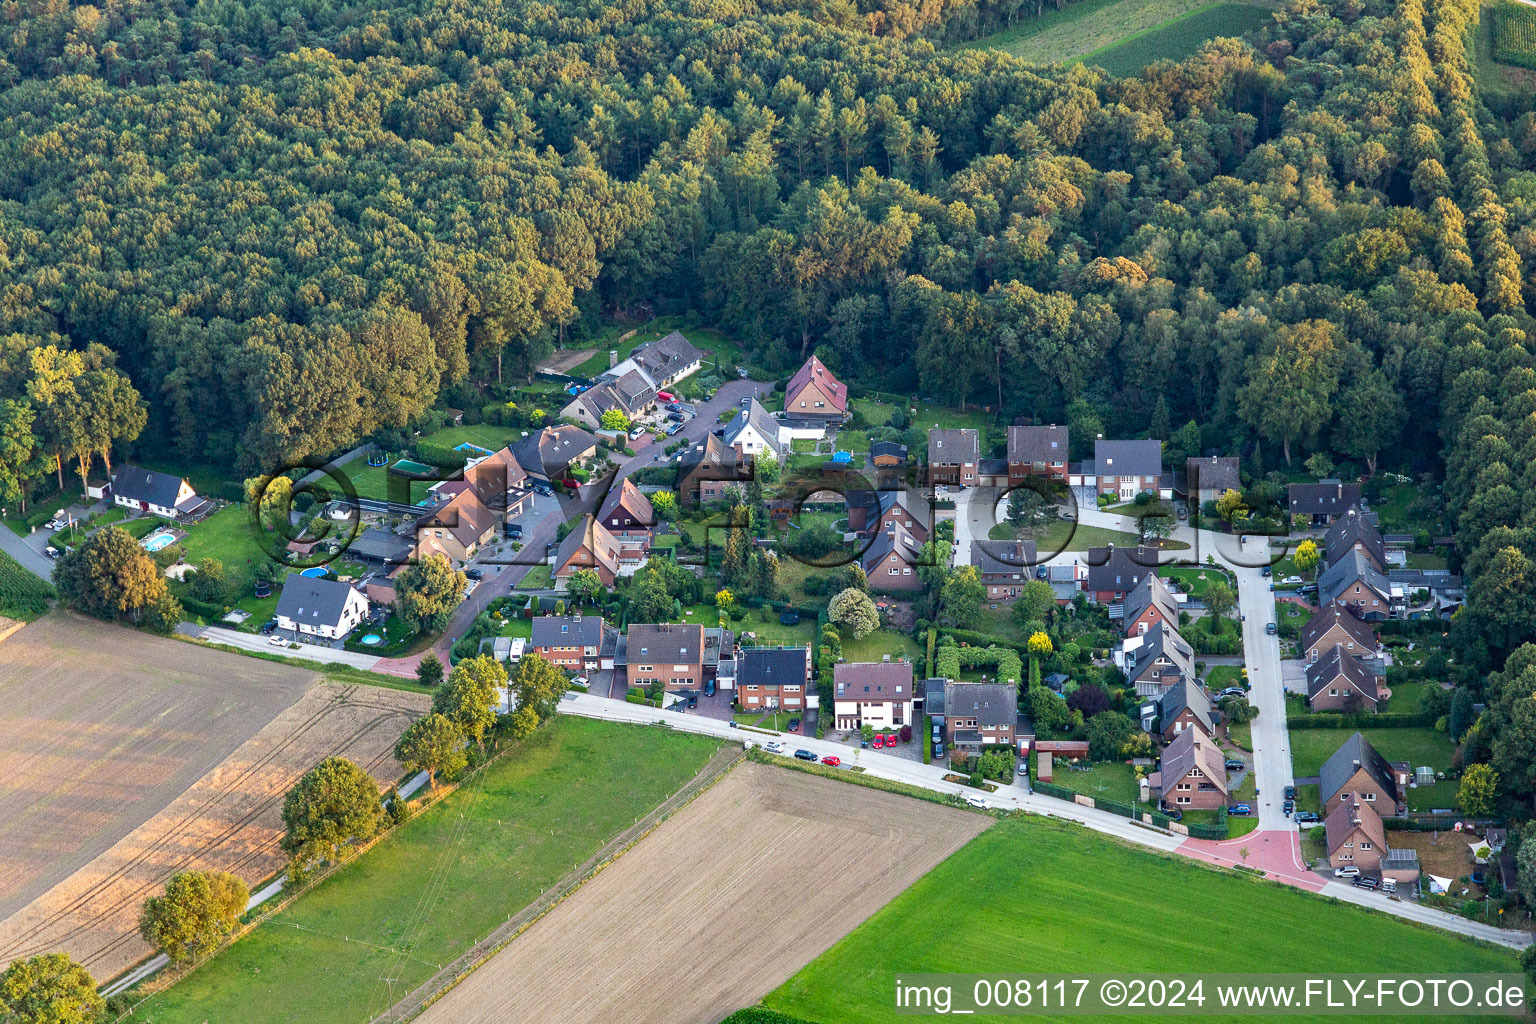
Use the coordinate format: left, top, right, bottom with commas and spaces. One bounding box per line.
1359, 842, 1372, 850
1364, 792, 1376, 801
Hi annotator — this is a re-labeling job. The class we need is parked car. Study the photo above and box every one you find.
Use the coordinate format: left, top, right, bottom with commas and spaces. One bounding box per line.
704, 680, 715, 697
1283, 799, 1295, 814
533, 483, 553, 496
1334, 865, 1360, 878
1353, 875, 1379, 889
261, 619, 278, 634
1281, 575, 1302, 585
465, 567, 484, 580
793, 749, 817, 761
44, 546, 59, 558
628, 426, 646, 440
1219, 687, 1246, 698
1230, 803, 1253, 815
1265, 622, 1278, 635
268, 634, 288, 646
1284, 785, 1296, 800
666, 411, 684, 422
1261, 565, 1272, 577
687, 694, 699, 708
665, 402, 682, 412
665, 423, 684, 436
822, 756, 841, 767
572, 675, 589, 687
787, 717, 800, 731
736, 366, 749, 378
885, 733, 899, 746
1224, 757, 1244, 770
505, 524, 523, 539
740, 396, 752, 406
872, 735, 885, 749
764, 741, 785, 754
1294, 811, 1319, 824
1299, 583, 1318, 595
1381, 877, 1398, 894
965, 794, 991, 810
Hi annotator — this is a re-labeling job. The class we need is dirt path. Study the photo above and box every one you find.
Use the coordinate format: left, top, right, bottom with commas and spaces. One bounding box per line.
0, 678, 427, 979
410, 762, 988, 1024
0, 614, 320, 924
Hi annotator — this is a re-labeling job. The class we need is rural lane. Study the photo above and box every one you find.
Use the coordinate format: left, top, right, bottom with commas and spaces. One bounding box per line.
554, 692, 1529, 950
0, 523, 54, 581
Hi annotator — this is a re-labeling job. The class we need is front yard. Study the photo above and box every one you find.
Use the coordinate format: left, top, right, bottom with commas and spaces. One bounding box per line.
1287, 726, 1459, 812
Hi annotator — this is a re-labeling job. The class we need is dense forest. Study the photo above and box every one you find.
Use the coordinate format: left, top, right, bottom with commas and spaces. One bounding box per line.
3, 0, 1536, 797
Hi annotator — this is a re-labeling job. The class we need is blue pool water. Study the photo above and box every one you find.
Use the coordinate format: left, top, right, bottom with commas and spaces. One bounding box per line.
454, 442, 494, 455
299, 566, 328, 578
142, 533, 176, 552
360, 633, 383, 646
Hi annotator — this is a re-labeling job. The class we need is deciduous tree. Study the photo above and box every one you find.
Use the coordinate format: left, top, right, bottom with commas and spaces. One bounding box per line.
139, 870, 249, 964
828, 586, 879, 638
395, 554, 466, 634
280, 757, 384, 877
394, 713, 467, 788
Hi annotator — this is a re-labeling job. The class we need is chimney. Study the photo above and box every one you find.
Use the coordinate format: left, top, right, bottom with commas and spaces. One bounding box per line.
609, 349, 618, 368
882, 654, 890, 662
1353, 759, 1361, 770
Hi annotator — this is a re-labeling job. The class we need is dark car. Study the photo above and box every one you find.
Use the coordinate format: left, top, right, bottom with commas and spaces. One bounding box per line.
1284, 784, 1296, 799
667, 411, 684, 422
787, 717, 801, 731
1353, 875, 1379, 890
1265, 621, 1278, 635
1294, 811, 1319, 824
704, 680, 715, 697
1299, 583, 1318, 595
1283, 798, 1295, 814
1224, 758, 1244, 770
505, 524, 523, 539
793, 749, 817, 761
1261, 565, 1272, 577
465, 567, 484, 580
261, 619, 278, 634
533, 483, 553, 496
666, 402, 682, 412
687, 694, 699, 708
1230, 803, 1253, 815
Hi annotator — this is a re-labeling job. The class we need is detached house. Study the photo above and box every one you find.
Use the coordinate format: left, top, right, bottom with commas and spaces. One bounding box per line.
629, 331, 705, 389
833, 661, 916, 731
112, 464, 209, 520
1151, 727, 1228, 810
1325, 508, 1387, 572
1084, 545, 1162, 604
1156, 678, 1214, 742
560, 368, 657, 429
1006, 425, 1069, 484
677, 433, 748, 505
623, 623, 705, 695
1306, 645, 1383, 712
860, 525, 926, 591
1121, 621, 1195, 698
1319, 549, 1395, 621
849, 487, 931, 543
1320, 732, 1408, 816
275, 574, 369, 641
738, 646, 812, 711
530, 615, 612, 672
1325, 796, 1387, 872
1094, 439, 1163, 500
1289, 480, 1363, 526
972, 539, 1039, 603
512, 425, 599, 485
783, 355, 848, 425
553, 514, 620, 586
1181, 455, 1242, 507
460, 447, 532, 523
722, 398, 782, 457
943, 681, 1020, 753
596, 478, 655, 534
1301, 605, 1377, 664
1121, 572, 1180, 637
413, 488, 499, 565
927, 429, 980, 487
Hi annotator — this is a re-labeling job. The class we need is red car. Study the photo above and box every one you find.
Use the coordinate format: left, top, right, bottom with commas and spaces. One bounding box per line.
562, 478, 581, 488
885, 734, 900, 746
872, 735, 885, 749
822, 756, 841, 767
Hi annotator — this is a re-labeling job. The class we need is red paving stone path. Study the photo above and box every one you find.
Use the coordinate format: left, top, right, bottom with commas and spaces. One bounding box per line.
1179, 828, 1327, 892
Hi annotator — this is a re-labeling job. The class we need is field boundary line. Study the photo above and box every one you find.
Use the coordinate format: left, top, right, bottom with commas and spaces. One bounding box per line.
378, 743, 746, 1024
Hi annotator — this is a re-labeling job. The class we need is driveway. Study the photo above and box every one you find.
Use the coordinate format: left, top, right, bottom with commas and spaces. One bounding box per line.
952, 485, 990, 566
198, 625, 383, 669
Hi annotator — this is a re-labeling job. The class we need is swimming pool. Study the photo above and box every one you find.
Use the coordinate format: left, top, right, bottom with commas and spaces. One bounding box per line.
299, 566, 329, 578
454, 442, 494, 455
142, 533, 176, 552
392, 458, 436, 476
360, 633, 383, 646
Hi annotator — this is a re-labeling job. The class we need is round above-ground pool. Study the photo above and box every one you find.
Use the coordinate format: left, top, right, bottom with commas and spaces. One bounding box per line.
299, 566, 328, 578
141, 532, 176, 552
360, 633, 383, 645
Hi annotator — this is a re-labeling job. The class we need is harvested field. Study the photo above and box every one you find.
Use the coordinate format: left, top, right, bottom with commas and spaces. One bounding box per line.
0, 614, 426, 979
413, 762, 987, 1024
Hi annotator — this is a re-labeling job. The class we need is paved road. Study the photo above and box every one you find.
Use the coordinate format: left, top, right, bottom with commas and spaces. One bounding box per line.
556, 691, 1528, 948
949, 486, 978, 565
0, 522, 55, 580
198, 625, 384, 669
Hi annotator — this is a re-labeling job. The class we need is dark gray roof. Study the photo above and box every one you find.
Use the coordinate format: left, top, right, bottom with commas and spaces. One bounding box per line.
512, 425, 597, 478
275, 574, 359, 628
944, 681, 1017, 729
347, 527, 413, 563
113, 464, 188, 509
972, 539, 1039, 578
860, 525, 925, 573
532, 614, 607, 649
1126, 622, 1195, 685
739, 646, 809, 685
1319, 732, 1399, 807
634, 331, 705, 381
1158, 727, 1227, 796
1158, 678, 1212, 734
876, 487, 931, 530
1123, 573, 1178, 629
1325, 508, 1385, 569
624, 622, 704, 664
1007, 424, 1068, 464
1085, 545, 1163, 594
1094, 439, 1162, 479
1306, 645, 1381, 704
1184, 455, 1240, 494
1319, 549, 1392, 607
927, 428, 978, 466
924, 677, 947, 717
722, 398, 779, 449
871, 441, 907, 460
1289, 480, 1362, 517
1388, 569, 1465, 594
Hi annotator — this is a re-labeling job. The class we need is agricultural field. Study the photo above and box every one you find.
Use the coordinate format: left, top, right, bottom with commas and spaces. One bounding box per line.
1492, 0, 1536, 68
1472, 2, 1536, 99
0, 614, 321, 938
413, 762, 987, 1024
0, 549, 53, 620
0, 681, 424, 980
1088, 2, 1275, 75
763, 817, 1519, 1024
132, 718, 723, 1024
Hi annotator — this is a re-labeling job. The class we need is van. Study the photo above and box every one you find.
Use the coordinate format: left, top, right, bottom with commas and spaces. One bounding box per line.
1380, 877, 1397, 895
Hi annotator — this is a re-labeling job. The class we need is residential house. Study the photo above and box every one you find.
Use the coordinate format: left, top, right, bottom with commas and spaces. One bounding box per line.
530, 614, 611, 672
943, 681, 1020, 753
972, 539, 1039, 604
347, 527, 413, 565
623, 623, 705, 694
722, 398, 782, 457
596, 477, 655, 534
783, 355, 848, 424
511, 425, 599, 485
677, 432, 748, 505
1006, 424, 1069, 484
1121, 572, 1180, 638
1289, 480, 1363, 526
1389, 569, 1466, 617
927, 429, 980, 487
1184, 456, 1241, 506
460, 447, 531, 523
1084, 545, 1163, 604
1150, 727, 1228, 810
1094, 439, 1163, 500
275, 574, 369, 641
1320, 732, 1408, 816
559, 368, 657, 430
1301, 605, 1378, 664
1121, 621, 1196, 698
833, 661, 916, 731
1047, 563, 1084, 603
1325, 796, 1387, 872
553, 514, 621, 586
1325, 507, 1386, 572
1157, 678, 1214, 742
413, 487, 499, 564
871, 441, 907, 468
864, 487, 931, 542
737, 646, 812, 710
1319, 549, 1395, 621
630, 331, 705, 389
703, 626, 737, 689
1306, 645, 1383, 712
112, 464, 209, 519
859, 525, 926, 591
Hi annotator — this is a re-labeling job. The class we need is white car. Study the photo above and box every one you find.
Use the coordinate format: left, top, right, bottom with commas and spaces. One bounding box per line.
764, 741, 785, 754
965, 794, 991, 810
1281, 575, 1303, 585
268, 634, 288, 647
1334, 865, 1360, 878
571, 675, 589, 688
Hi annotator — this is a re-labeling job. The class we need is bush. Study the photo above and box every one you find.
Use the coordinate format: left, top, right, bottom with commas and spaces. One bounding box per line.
1289, 711, 1435, 729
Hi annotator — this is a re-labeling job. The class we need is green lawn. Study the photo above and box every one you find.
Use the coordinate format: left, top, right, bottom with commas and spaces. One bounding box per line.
838, 629, 922, 663
515, 564, 553, 589
1205, 664, 1245, 689
764, 818, 1519, 1024
568, 319, 750, 380
1086, 1, 1274, 75
735, 605, 817, 647
1288, 726, 1458, 811
1033, 756, 1150, 809
989, 519, 1141, 551
342, 461, 439, 504
415, 423, 518, 453
1162, 565, 1232, 599
134, 718, 721, 1024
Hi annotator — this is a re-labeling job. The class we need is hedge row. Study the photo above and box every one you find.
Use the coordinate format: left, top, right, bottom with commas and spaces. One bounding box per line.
719, 1011, 824, 1024
1288, 711, 1435, 729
